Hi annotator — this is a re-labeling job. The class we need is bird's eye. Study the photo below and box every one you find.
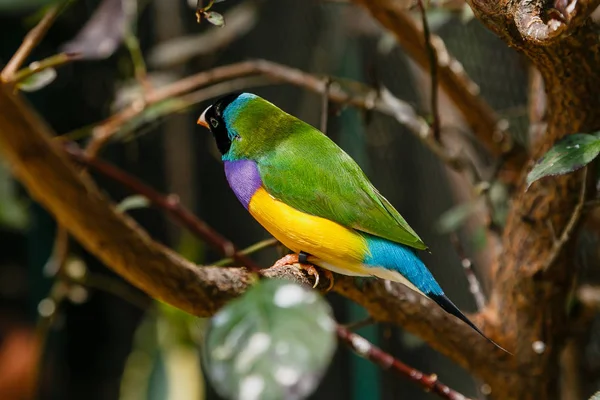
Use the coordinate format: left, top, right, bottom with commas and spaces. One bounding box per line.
210, 117, 219, 128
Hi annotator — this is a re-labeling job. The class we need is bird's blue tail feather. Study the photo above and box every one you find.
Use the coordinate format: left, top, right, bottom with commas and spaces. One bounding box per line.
362, 234, 510, 353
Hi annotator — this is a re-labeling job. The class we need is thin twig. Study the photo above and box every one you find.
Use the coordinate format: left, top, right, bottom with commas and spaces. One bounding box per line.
1, 4, 63, 82
43, 225, 70, 277
31, 225, 71, 398
449, 232, 486, 310
63, 143, 262, 272
124, 32, 151, 93
12, 52, 81, 84
73, 273, 152, 310
351, 0, 525, 180
214, 238, 279, 266
81, 59, 468, 173
415, 0, 440, 142
543, 167, 588, 272
336, 325, 472, 400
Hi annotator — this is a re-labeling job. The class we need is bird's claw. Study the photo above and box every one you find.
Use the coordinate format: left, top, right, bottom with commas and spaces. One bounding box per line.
272, 253, 334, 291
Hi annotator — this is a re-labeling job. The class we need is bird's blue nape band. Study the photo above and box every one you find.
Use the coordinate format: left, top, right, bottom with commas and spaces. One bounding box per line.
221, 93, 257, 161
363, 235, 443, 296
223, 93, 256, 128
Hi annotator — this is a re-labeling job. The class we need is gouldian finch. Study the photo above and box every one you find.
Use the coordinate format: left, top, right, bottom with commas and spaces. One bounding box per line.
198, 92, 505, 350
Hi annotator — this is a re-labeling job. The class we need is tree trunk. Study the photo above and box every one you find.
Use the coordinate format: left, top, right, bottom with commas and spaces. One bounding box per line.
467, 5, 600, 399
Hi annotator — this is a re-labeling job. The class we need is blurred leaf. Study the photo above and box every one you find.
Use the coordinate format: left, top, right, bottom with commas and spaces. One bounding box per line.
590, 391, 600, 400
488, 180, 509, 228
470, 225, 488, 251
60, 0, 132, 60
120, 305, 206, 400
203, 10, 224, 26
203, 279, 336, 400
0, 160, 29, 230
176, 230, 206, 264
116, 195, 150, 213
526, 133, 600, 189
425, 8, 453, 31
436, 199, 481, 234
16, 67, 57, 92
460, 3, 475, 23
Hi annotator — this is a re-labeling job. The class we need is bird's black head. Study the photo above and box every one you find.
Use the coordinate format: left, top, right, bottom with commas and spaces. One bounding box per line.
197, 92, 243, 155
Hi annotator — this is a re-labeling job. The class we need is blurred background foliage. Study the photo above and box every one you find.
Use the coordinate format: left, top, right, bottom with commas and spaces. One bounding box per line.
0, 0, 535, 399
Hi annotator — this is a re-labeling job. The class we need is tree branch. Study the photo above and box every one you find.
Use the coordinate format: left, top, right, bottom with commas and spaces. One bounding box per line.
0, 83, 492, 374
512, 0, 600, 44
351, 0, 521, 166
337, 325, 472, 400
1, 4, 63, 82
85, 59, 472, 174
332, 275, 506, 373
415, 0, 441, 142
63, 144, 262, 271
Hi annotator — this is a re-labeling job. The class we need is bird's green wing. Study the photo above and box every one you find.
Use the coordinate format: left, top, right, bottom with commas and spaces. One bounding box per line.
257, 126, 428, 250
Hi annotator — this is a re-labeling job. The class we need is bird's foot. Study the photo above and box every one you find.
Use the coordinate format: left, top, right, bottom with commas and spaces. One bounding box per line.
272, 253, 334, 291
297, 263, 335, 292
273, 253, 302, 269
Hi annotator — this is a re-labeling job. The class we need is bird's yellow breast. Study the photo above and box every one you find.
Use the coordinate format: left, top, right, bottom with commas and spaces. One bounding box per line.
248, 187, 368, 273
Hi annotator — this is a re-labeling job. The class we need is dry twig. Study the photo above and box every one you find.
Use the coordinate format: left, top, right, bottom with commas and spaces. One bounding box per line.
83, 59, 471, 175
415, 0, 440, 141
543, 167, 588, 272
351, 0, 524, 176
337, 325, 472, 400
1, 4, 63, 82
450, 232, 486, 310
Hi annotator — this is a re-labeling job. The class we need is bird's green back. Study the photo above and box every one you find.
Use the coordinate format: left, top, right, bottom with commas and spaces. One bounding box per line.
229, 98, 427, 251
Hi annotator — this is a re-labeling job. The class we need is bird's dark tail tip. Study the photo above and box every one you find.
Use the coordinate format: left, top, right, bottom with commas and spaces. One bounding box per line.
429, 293, 513, 355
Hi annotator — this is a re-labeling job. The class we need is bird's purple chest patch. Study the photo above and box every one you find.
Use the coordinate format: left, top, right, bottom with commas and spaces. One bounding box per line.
224, 159, 263, 209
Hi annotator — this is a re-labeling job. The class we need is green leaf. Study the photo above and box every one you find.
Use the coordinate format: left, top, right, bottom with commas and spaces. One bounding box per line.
436, 199, 481, 234
16, 67, 57, 92
203, 279, 336, 400
526, 133, 600, 189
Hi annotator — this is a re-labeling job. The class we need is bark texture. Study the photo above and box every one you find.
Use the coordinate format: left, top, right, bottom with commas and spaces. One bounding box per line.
355, 0, 600, 398
466, 2, 600, 399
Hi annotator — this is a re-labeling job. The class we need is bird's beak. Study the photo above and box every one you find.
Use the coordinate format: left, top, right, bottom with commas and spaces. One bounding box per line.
197, 106, 209, 128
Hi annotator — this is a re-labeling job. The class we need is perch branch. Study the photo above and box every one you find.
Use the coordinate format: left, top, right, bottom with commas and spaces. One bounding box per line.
0, 83, 491, 371
337, 325, 472, 400
1, 4, 62, 82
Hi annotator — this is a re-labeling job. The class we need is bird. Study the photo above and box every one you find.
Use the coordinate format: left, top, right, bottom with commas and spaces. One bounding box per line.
197, 91, 508, 352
